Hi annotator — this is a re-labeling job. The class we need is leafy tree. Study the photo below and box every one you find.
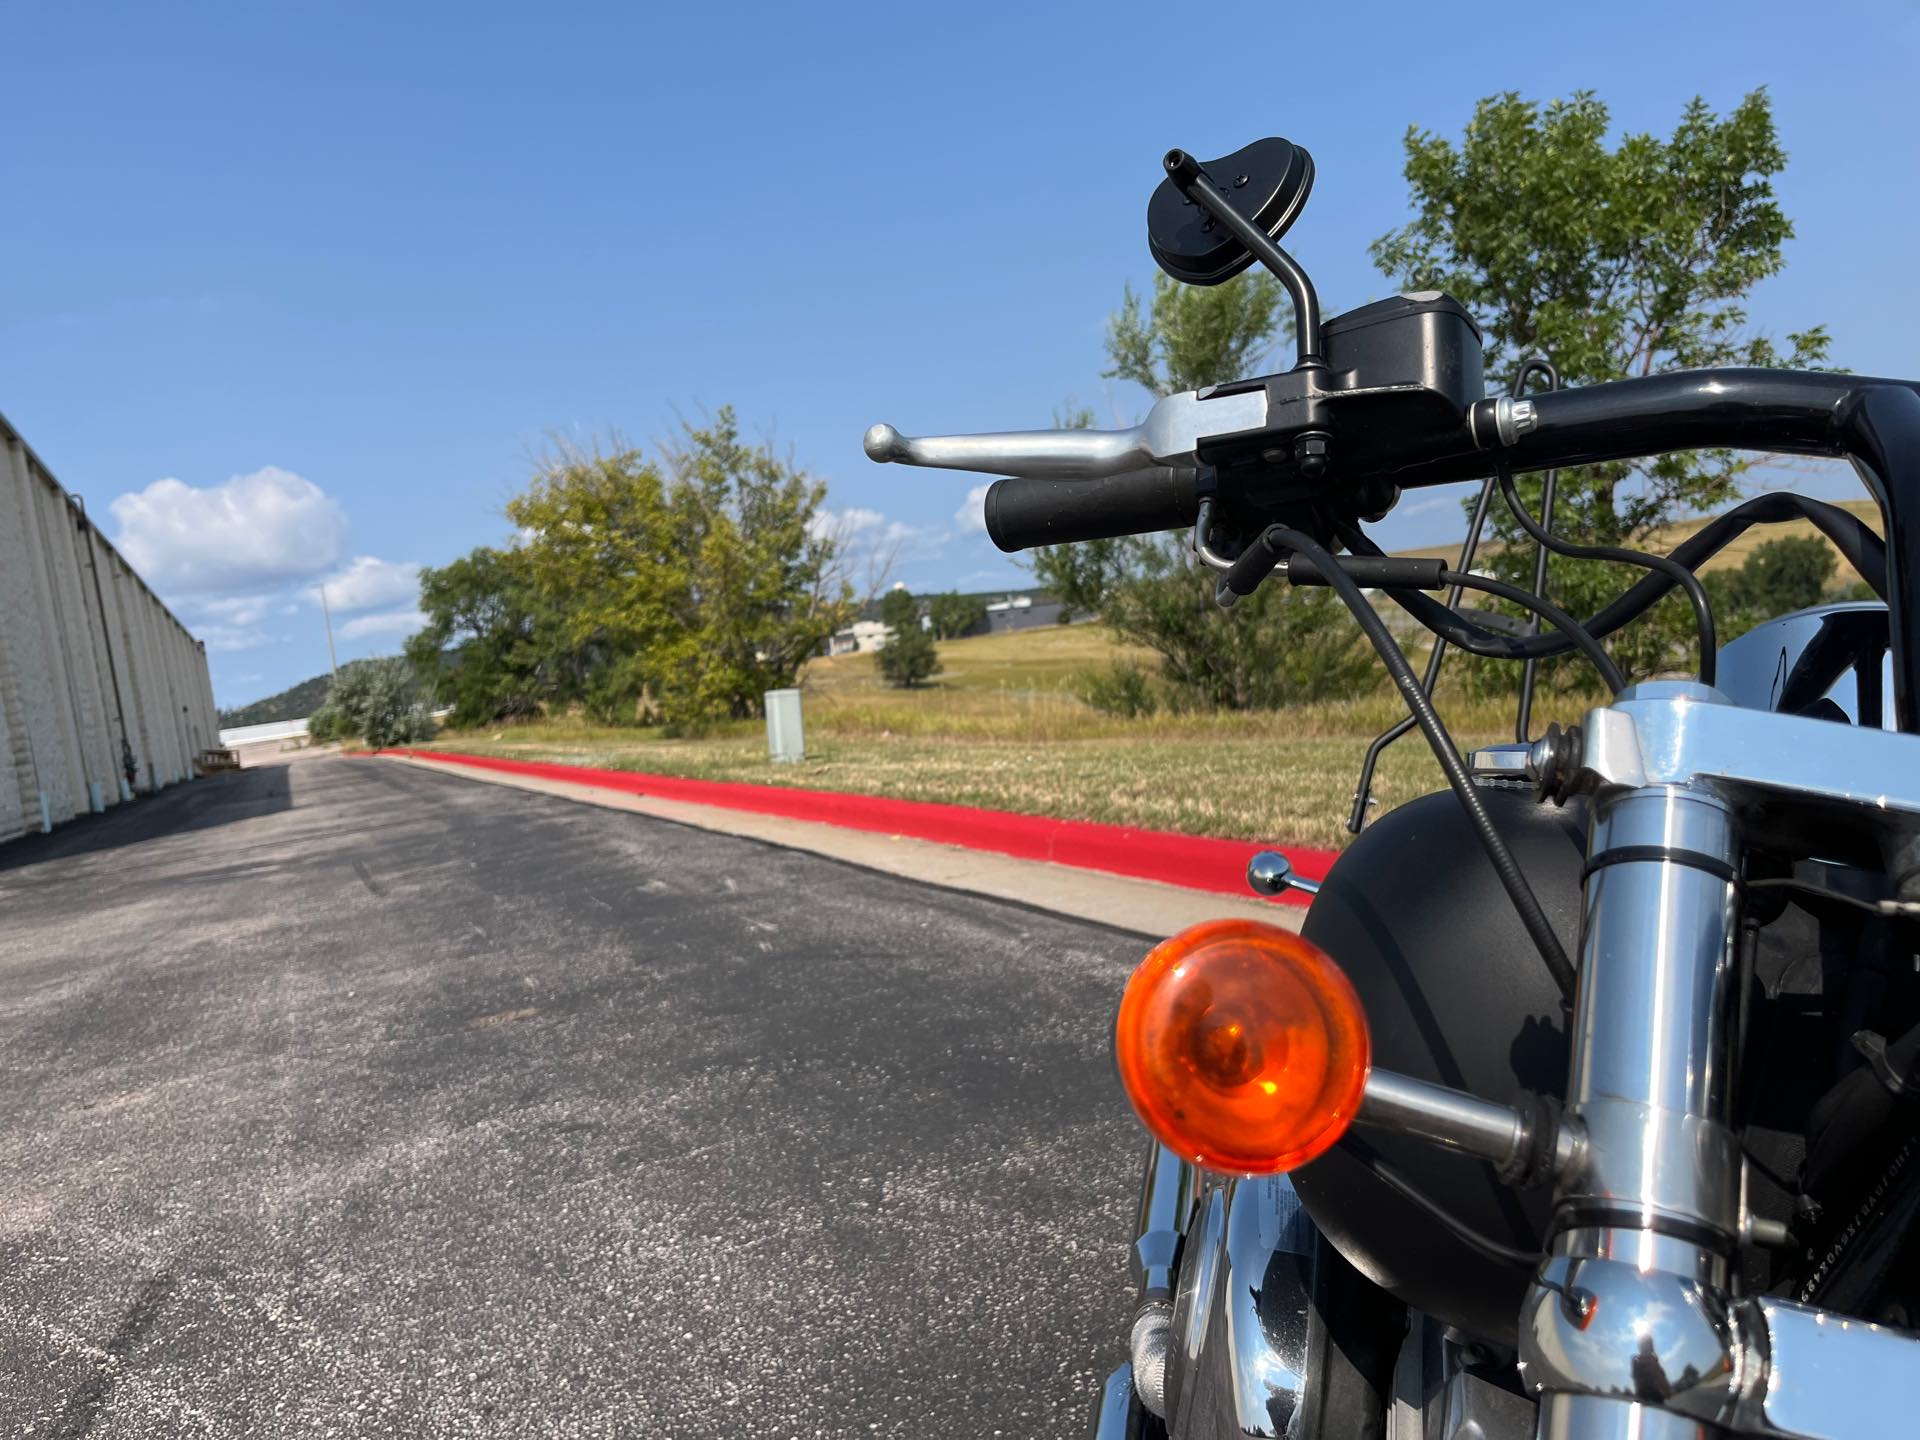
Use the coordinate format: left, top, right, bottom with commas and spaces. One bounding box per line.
875, 587, 939, 687
926, 590, 987, 640
1704, 534, 1837, 639
1372, 90, 1830, 686
506, 408, 852, 727
1035, 275, 1371, 708
1042, 537, 1373, 709
407, 546, 587, 726
308, 658, 436, 748
1106, 271, 1286, 396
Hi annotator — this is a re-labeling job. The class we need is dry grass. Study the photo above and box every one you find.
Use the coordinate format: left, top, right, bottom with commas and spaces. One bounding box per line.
424, 625, 1600, 848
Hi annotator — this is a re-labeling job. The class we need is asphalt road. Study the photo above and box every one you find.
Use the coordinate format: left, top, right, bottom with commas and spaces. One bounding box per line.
0, 752, 1152, 1438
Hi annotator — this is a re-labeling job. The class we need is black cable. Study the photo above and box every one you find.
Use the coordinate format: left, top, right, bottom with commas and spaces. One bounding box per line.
1439, 570, 1627, 695
1254, 524, 1578, 1004
1349, 1142, 1540, 1268
1337, 524, 1622, 673
1347, 476, 1501, 834
1495, 458, 1719, 684
1340, 489, 1890, 669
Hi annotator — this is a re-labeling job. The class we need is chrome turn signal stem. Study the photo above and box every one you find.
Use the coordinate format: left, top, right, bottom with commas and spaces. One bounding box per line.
1356, 1068, 1581, 1185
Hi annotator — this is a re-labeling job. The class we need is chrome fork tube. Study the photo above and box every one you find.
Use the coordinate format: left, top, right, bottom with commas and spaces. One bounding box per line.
1528, 784, 1743, 1440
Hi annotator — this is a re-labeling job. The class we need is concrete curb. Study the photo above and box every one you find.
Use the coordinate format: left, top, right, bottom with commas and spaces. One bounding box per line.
374, 747, 1336, 906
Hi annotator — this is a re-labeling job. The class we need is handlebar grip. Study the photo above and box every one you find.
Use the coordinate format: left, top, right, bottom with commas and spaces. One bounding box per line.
983, 469, 1201, 553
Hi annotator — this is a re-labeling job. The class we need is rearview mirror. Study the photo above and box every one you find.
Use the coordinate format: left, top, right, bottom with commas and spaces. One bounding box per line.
1147, 136, 1314, 286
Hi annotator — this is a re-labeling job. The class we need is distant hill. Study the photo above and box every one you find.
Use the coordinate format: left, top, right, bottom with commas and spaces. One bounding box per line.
218, 671, 336, 727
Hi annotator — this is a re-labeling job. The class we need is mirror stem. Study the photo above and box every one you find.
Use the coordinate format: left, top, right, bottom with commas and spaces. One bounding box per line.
1163, 149, 1323, 369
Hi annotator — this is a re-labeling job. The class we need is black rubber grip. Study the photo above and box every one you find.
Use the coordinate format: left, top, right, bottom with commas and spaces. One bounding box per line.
983, 470, 1201, 553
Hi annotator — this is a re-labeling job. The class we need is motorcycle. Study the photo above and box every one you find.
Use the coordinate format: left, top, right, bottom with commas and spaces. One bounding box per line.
865, 135, 1920, 1440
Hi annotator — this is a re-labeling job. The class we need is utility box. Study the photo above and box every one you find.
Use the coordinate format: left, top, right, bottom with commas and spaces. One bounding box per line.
765, 688, 804, 763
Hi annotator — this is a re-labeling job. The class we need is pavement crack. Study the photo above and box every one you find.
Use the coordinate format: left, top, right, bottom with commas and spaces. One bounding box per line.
350, 857, 389, 897
48, 1268, 175, 1438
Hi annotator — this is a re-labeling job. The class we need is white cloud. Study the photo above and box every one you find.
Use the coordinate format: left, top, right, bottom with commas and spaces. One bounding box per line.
808, 505, 886, 543
194, 593, 276, 627
339, 608, 426, 640
311, 555, 421, 613
955, 484, 991, 534
109, 466, 349, 594
812, 505, 949, 564
198, 623, 275, 653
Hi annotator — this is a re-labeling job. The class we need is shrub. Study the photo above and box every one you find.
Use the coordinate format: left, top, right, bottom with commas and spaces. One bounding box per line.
1076, 661, 1160, 717
875, 589, 940, 688
308, 658, 437, 748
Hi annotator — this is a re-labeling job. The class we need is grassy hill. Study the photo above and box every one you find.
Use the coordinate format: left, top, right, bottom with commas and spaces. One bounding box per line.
219, 670, 335, 727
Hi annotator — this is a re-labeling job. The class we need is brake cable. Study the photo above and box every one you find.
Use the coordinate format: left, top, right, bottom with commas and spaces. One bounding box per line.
1494, 456, 1719, 685
1346, 473, 1500, 833
1244, 525, 1579, 1005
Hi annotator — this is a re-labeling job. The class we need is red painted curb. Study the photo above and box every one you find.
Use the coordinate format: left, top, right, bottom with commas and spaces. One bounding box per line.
374, 748, 1336, 906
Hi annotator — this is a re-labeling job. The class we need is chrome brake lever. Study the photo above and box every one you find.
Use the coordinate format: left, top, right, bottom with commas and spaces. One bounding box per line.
863, 386, 1268, 480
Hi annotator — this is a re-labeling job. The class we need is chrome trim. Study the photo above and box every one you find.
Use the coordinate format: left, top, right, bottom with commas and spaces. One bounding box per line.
1359, 1068, 1581, 1178
1129, 1142, 1194, 1418
1519, 1254, 1920, 1440
1090, 1363, 1146, 1440
1493, 395, 1538, 447
1750, 1297, 1918, 1438
862, 387, 1265, 479
1132, 1142, 1194, 1300
1565, 784, 1741, 1244
1576, 681, 1920, 848
1522, 768, 1743, 1438
1165, 1174, 1316, 1439
1469, 741, 1534, 782
1193, 498, 1236, 573
1247, 850, 1320, 898
1521, 1256, 1743, 1416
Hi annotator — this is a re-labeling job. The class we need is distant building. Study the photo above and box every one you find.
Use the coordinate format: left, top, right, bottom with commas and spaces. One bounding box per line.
983, 593, 1070, 633
825, 586, 1080, 655
828, 619, 894, 655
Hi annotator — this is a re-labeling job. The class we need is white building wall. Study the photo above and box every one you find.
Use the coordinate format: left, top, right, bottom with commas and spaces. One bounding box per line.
0, 408, 218, 841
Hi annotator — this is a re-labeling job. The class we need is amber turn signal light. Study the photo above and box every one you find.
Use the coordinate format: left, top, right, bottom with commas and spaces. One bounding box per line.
1115, 918, 1369, 1175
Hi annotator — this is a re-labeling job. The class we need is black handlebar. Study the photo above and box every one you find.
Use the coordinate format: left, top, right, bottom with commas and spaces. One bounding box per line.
983, 468, 1201, 552
974, 370, 1920, 730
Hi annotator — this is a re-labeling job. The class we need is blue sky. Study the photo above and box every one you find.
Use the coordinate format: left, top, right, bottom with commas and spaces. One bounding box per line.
4, 1, 1917, 708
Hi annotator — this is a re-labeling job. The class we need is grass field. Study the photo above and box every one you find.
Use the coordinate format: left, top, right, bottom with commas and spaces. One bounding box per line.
423, 625, 1597, 849
415, 493, 1879, 848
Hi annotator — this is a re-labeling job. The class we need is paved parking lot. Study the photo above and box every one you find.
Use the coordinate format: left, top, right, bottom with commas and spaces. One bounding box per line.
0, 752, 1151, 1437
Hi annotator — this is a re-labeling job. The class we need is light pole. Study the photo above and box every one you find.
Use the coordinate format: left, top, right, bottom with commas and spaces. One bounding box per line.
319, 584, 339, 677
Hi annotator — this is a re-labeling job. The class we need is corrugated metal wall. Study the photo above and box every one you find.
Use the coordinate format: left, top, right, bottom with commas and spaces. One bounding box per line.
0, 408, 219, 842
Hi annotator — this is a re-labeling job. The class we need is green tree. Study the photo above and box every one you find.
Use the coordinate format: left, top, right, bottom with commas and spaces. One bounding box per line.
506, 409, 853, 727
1034, 275, 1371, 709
1106, 271, 1286, 395
407, 545, 586, 726
1372, 89, 1830, 686
926, 590, 987, 640
875, 587, 939, 687
1704, 534, 1837, 639
308, 658, 436, 748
